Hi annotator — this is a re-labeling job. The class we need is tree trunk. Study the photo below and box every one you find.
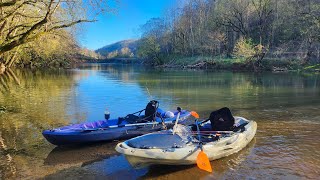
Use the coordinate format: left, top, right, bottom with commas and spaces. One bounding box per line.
5, 46, 20, 67
302, 38, 313, 65
0, 62, 5, 74
253, 54, 265, 72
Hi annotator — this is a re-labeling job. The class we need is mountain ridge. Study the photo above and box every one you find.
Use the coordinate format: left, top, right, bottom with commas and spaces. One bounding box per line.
95, 39, 139, 58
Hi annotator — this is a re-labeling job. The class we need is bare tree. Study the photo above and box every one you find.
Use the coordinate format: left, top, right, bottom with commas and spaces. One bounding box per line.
0, 0, 117, 68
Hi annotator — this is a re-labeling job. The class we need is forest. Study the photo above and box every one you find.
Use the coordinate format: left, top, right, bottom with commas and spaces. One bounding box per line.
138, 0, 320, 71
0, 0, 319, 72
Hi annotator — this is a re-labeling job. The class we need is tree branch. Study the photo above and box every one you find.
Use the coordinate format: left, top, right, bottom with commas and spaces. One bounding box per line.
49, 19, 97, 30
0, 0, 17, 8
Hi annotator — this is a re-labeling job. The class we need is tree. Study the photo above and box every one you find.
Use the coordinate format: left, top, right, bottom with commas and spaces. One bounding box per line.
0, 0, 117, 68
120, 47, 131, 57
137, 0, 320, 69
233, 37, 256, 59
107, 50, 118, 58
296, 0, 320, 64
251, 0, 273, 45
137, 36, 161, 65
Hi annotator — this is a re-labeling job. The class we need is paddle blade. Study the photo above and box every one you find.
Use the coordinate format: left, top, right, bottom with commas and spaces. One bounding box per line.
190, 111, 200, 119
196, 151, 212, 173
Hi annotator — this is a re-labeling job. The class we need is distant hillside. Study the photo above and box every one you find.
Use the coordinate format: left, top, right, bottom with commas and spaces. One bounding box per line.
95, 39, 139, 58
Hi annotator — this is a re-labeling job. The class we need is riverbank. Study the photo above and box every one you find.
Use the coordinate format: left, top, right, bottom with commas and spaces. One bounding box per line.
142, 56, 320, 73
2, 56, 319, 73
82, 56, 320, 73
86, 55, 319, 73
86, 57, 141, 64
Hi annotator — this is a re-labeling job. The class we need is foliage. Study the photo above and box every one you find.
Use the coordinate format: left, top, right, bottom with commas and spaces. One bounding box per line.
137, 0, 320, 69
137, 36, 162, 65
303, 64, 320, 72
107, 50, 119, 58
120, 47, 133, 58
233, 38, 256, 59
0, 0, 117, 68
106, 47, 134, 58
79, 48, 103, 60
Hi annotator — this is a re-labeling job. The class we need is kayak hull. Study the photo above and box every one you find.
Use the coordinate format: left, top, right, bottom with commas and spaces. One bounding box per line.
115, 117, 257, 165
43, 125, 163, 146
43, 110, 191, 146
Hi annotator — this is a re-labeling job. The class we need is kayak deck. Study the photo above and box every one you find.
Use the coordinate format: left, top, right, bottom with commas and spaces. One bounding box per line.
115, 117, 257, 165
42, 109, 192, 146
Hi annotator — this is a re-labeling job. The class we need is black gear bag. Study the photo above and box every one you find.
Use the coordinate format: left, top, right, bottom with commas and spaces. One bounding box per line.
209, 107, 235, 131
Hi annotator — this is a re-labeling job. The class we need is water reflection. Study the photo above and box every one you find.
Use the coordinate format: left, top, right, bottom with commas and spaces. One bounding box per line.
45, 154, 149, 180
0, 68, 78, 179
44, 142, 119, 167
141, 138, 256, 180
0, 64, 319, 179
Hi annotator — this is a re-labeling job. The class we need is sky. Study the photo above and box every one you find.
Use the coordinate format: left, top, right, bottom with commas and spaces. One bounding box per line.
80, 0, 179, 50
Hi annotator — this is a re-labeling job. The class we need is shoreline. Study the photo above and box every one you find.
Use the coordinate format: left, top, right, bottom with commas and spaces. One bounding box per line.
84, 57, 320, 73
85, 57, 142, 64
1, 57, 319, 73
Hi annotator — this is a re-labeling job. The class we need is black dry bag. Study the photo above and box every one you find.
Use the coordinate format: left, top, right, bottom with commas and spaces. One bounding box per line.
209, 107, 235, 131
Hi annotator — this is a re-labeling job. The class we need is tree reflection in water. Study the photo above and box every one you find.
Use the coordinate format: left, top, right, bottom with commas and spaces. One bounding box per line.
0, 68, 76, 179
0, 64, 319, 179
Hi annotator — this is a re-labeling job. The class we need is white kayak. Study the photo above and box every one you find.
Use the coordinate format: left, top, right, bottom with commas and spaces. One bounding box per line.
115, 117, 257, 166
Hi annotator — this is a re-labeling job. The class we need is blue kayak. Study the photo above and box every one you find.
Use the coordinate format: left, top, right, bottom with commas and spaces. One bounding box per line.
42, 108, 191, 146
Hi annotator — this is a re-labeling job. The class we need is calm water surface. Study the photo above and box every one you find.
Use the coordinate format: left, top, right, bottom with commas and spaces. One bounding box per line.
0, 64, 319, 179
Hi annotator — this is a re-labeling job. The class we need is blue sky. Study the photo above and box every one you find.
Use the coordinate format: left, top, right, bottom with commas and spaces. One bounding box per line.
80, 0, 179, 50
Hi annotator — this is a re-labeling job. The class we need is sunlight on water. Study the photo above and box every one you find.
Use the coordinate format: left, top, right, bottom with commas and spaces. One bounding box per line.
0, 64, 319, 179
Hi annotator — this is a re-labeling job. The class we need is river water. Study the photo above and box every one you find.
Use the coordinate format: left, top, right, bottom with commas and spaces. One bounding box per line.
0, 64, 319, 179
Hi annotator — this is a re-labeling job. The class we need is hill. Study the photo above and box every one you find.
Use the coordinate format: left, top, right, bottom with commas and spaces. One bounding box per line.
95, 39, 139, 58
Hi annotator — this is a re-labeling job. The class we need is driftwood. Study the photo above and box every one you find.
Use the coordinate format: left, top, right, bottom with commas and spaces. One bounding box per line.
185, 61, 216, 69
272, 66, 288, 72
156, 61, 216, 69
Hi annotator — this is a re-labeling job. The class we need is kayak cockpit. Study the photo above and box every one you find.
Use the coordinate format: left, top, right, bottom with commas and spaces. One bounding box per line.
123, 116, 250, 149
50, 108, 191, 132
127, 133, 188, 149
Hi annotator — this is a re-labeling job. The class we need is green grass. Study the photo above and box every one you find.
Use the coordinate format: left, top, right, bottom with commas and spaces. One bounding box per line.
303, 64, 320, 71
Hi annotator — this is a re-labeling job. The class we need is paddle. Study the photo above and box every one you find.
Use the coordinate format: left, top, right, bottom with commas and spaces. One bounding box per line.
79, 120, 174, 132
79, 108, 186, 132
194, 113, 212, 173
172, 107, 182, 135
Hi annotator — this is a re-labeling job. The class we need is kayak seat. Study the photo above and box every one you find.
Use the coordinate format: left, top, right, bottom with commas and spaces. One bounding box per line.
209, 107, 235, 131
127, 133, 187, 149
145, 100, 159, 121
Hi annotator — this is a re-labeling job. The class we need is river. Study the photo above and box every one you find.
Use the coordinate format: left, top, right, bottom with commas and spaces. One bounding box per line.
0, 63, 319, 179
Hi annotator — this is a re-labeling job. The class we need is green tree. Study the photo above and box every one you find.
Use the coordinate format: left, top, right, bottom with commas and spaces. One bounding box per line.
138, 0, 320, 69
137, 36, 162, 65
